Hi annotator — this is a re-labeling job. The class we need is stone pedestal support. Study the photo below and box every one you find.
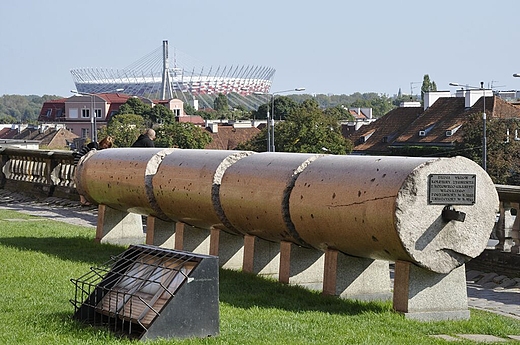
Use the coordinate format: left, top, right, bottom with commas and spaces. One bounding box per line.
279, 241, 325, 291
210, 229, 245, 271
322, 248, 391, 301
173, 222, 211, 255
495, 202, 518, 252
145, 216, 176, 248
393, 261, 470, 321
96, 204, 145, 245
243, 235, 280, 279
510, 203, 520, 254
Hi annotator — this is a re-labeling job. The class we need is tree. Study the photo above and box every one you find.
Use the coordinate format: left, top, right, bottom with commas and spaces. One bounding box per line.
458, 114, 520, 185
149, 104, 175, 125
184, 103, 197, 115
251, 96, 298, 120
117, 97, 151, 117
195, 109, 218, 120
155, 122, 212, 149
0, 94, 61, 124
323, 105, 355, 121
421, 74, 437, 101
348, 93, 394, 118
239, 99, 353, 154
97, 113, 146, 147
0, 115, 17, 123
392, 93, 419, 107
272, 96, 298, 121
213, 93, 229, 112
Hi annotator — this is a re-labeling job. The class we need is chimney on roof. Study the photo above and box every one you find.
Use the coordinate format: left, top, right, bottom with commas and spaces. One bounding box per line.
400, 101, 421, 108
455, 88, 493, 108
423, 91, 452, 110
362, 108, 372, 119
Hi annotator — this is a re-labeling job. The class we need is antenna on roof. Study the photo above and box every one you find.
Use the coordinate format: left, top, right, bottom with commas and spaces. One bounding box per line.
410, 81, 421, 97
490, 81, 505, 89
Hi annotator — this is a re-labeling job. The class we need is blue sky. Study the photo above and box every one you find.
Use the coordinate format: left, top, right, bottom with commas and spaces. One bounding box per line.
1, 0, 519, 97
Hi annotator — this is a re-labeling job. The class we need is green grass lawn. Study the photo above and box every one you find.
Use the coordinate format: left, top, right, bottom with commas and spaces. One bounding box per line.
0, 208, 519, 344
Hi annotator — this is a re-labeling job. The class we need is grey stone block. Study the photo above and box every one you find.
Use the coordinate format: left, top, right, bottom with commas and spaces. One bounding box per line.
498, 278, 517, 288
456, 334, 507, 342
493, 275, 508, 283
482, 282, 499, 289
465, 270, 483, 281
393, 262, 469, 321
478, 272, 498, 284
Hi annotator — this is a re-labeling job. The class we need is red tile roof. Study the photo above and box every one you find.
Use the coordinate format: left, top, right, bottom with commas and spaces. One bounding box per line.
38, 98, 67, 121
176, 115, 205, 126
0, 126, 78, 149
0, 128, 17, 139
204, 125, 260, 150
348, 95, 520, 155
347, 106, 424, 154
393, 97, 468, 145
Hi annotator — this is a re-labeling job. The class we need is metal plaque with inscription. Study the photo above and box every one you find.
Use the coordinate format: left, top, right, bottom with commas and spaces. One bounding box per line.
428, 174, 476, 205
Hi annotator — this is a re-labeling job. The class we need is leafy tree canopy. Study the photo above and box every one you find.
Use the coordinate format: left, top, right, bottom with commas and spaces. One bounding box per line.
149, 104, 175, 125
98, 113, 146, 147
213, 93, 229, 112
421, 74, 437, 101
155, 122, 212, 149
323, 104, 355, 121
251, 96, 298, 120
117, 97, 151, 116
0, 94, 62, 124
348, 94, 394, 117
184, 103, 196, 115
239, 98, 353, 154
290, 92, 395, 118
459, 114, 520, 185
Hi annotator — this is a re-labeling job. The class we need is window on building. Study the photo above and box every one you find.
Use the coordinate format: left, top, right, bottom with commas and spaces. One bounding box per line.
45, 109, 52, 117
81, 108, 90, 118
81, 128, 90, 138
69, 108, 79, 119
173, 109, 180, 116
94, 108, 102, 118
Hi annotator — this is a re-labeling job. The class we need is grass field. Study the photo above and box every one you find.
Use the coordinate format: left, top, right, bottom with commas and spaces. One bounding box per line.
0, 208, 519, 344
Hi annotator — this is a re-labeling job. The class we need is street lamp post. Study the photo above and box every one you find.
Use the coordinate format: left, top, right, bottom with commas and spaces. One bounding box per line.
253, 88, 305, 152
449, 82, 488, 171
71, 89, 123, 142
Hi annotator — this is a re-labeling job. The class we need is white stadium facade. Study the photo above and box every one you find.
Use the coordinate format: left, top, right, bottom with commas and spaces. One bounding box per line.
70, 40, 276, 110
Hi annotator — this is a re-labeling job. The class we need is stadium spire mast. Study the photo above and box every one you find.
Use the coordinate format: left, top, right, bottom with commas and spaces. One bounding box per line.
160, 40, 173, 100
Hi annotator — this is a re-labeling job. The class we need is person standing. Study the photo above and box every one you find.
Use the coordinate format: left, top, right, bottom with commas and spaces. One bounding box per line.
73, 136, 114, 165
74, 136, 114, 205
131, 128, 156, 147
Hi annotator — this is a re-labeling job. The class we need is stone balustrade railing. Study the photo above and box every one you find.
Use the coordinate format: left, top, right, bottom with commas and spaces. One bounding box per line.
0, 147, 518, 254
0, 147, 77, 200
494, 184, 520, 254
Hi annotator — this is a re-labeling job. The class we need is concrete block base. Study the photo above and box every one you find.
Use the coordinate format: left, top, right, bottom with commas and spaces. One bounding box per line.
96, 204, 145, 245
145, 216, 176, 248
393, 261, 470, 321
211, 229, 244, 271
323, 249, 392, 301
279, 241, 324, 291
243, 235, 280, 279
175, 223, 211, 255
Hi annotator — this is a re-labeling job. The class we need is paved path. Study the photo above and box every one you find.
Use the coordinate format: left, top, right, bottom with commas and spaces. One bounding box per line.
0, 190, 519, 324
